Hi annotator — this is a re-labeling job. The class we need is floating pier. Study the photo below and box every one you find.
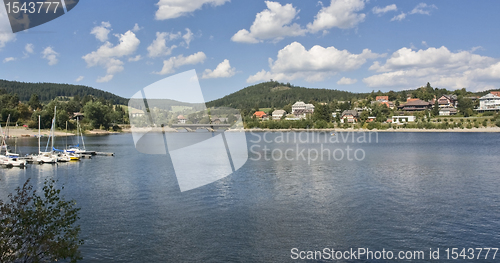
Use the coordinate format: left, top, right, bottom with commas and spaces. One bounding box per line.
96, 152, 114, 156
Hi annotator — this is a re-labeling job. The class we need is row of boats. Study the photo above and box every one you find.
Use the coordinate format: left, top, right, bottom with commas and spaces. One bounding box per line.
1, 107, 104, 168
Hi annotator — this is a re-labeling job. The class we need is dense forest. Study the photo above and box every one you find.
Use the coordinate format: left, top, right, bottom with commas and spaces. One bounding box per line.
206, 81, 370, 109
0, 79, 128, 105
207, 81, 496, 111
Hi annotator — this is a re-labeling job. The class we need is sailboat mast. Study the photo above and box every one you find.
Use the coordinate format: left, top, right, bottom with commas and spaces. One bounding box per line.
38, 115, 41, 154
52, 106, 56, 152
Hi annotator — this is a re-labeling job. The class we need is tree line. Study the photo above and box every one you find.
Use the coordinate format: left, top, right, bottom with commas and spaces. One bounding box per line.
0, 79, 128, 104
0, 90, 128, 131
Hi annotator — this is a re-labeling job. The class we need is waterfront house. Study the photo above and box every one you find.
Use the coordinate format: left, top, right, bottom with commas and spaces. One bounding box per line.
491, 91, 500, 97
398, 99, 432, 111
253, 111, 267, 119
439, 107, 457, 116
340, 110, 358, 123
392, 116, 416, 124
437, 95, 458, 108
177, 115, 187, 124
477, 92, 500, 111
129, 108, 145, 118
272, 109, 286, 120
292, 101, 315, 114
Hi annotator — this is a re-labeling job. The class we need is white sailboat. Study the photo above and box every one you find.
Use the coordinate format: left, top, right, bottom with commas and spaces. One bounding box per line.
65, 118, 95, 156
0, 116, 27, 168
30, 115, 58, 164
49, 107, 80, 162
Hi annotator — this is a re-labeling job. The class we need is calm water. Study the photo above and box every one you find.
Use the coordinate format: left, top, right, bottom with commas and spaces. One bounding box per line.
1, 132, 499, 262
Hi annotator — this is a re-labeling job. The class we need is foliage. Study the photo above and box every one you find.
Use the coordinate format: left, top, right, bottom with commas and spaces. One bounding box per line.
83, 101, 112, 129
0, 179, 83, 262
0, 79, 127, 104
457, 97, 474, 117
206, 81, 368, 110
312, 103, 331, 122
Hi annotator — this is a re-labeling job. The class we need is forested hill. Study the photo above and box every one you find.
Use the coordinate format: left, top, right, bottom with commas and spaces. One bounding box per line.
0, 79, 128, 105
206, 81, 368, 110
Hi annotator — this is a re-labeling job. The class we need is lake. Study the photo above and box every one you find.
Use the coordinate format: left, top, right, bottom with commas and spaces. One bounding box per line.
1, 132, 499, 262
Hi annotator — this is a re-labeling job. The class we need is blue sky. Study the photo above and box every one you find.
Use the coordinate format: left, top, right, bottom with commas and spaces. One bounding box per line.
1, 0, 500, 101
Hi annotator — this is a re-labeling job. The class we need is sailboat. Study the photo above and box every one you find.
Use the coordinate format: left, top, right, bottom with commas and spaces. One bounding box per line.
30, 115, 58, 164
54, 121, 80, 161
48, 106, 80, 162
0, 115, 27, 168
65, 118, 95, 156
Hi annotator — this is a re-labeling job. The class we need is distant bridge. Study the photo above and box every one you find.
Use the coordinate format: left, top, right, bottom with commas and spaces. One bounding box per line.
170, 123, 231, 132
171, 124, 231, 128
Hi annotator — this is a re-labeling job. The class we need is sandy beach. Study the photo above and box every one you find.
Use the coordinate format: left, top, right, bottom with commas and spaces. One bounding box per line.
2, 127, 74, 138
3, 127, 120, 138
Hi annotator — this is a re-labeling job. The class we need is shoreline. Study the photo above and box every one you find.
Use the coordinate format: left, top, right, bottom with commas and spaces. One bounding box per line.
122, 126, 500, 133
2, 127, 121, 138
6, 126, 500, 138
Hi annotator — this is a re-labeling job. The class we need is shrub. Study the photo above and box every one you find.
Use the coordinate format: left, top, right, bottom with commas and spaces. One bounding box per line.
0, 179, 83, 262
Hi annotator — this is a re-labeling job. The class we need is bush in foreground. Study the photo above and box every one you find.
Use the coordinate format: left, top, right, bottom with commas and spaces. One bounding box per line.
0, 179, 83, 262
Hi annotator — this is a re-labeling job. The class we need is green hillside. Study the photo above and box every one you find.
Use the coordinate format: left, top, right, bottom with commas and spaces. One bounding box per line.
0, 79, 128, 105
206, 81, 368, 110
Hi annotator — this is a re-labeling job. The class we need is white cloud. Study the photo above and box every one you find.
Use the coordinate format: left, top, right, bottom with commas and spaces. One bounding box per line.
372, 4, 397, 15
91, 21, 112, 42
202, 59, 236, 79
390, 3, 436, 22
0, 7, 16, 49
247, 41, 382, 83
182, 28, 194, 48
3, 57, 16, 63
132, 23, 143, 32
128, 55, 142, 62
391, 12, 406, 21
363, 46, 500, 91
155, 0, 230, 20
82, 29, 140, 82
231, 1, 306, 43
410, 3, 437, 15
307, 0, 366, 33
75, 76, 84, 82
25, 43, 34, 54
155, 52, 206, 75
42, 47, 59, 65
422, 41, 428, 47
147, 32, 181, 57
97, 75, 114, 83
337, 77, 357, 85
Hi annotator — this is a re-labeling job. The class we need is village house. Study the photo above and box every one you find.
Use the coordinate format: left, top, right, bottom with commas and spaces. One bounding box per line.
439, 107, 457, 116
477, 92, 500, 111
340, 110, 358, 123
437, 94, 458, 108
371, 96, 394, 109
272, 109, 286, 120
292, 101, 315, 114
291, 101, 314, 119
398, 98, 432, 111
177, 115, 186, 124
253, 111, 268, 119
392, 116, 416, 124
